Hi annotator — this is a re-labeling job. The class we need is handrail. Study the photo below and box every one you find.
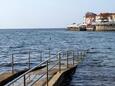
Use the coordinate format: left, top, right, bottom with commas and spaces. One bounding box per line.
5, 60, 46, 86
5, 49, 87, 86
5, 50, 62, 86
0, 49, 59, 74
30, 60, 59, 86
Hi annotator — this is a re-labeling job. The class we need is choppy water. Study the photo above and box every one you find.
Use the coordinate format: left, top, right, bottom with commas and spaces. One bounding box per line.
0, 29, 115, 86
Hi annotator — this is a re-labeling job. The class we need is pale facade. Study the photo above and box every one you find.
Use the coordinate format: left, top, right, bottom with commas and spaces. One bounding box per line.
95, 13, 115, 23
84, 12, 96, 25
111, 13, 115, 21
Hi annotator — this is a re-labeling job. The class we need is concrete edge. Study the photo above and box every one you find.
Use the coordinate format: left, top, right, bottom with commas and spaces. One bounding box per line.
49, 65, 77, 86
0, 65, 46, 85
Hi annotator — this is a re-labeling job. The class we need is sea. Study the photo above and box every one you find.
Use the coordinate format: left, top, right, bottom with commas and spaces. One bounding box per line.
0, 29, 115, 86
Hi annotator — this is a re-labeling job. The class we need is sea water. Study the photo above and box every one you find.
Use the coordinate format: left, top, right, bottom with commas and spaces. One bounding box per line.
0, 29, 115, 85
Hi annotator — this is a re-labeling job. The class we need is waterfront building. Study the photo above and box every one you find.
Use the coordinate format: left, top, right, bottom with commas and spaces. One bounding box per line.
111, 13, 115, 21
84, 12, 97, 24
84, 12, 97, 31
96, 13, 113, 22
95, 13, 115, 31
67, 12, 115, 31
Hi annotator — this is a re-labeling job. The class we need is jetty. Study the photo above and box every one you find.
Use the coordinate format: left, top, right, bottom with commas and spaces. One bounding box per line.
0, 49, 87, 86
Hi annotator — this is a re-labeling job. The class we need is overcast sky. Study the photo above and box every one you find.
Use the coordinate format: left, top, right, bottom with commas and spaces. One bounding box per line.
0, 0, 115, 29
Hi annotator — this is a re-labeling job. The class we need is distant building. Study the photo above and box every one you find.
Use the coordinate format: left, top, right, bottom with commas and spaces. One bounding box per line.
84, 12, 115, 31
111, 13, 115, 21
67, 12, 115, 31
95, 13, 115, 23
95, 13, 115, 31
84, 12, 97, 24
84, 12, 97, 31
96, 13, 112, 22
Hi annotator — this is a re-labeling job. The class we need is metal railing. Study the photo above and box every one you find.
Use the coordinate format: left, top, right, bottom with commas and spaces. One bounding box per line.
10, 50, 44, 73
5, 49, 87, 86
11, 50, 43, 73
0, 49, 52, 74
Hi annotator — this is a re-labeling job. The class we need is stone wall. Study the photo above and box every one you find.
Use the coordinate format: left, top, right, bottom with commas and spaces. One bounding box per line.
96, 24, 115, 31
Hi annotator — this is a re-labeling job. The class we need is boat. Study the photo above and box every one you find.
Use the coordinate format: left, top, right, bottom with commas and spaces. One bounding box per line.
67, 23, 79, 31
67, 23, 86, 31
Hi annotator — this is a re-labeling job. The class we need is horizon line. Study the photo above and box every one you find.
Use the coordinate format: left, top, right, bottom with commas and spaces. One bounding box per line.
0, 28, 66, 29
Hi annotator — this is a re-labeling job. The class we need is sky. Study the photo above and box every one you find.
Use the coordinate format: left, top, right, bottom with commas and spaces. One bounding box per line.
0, 0, 115, 29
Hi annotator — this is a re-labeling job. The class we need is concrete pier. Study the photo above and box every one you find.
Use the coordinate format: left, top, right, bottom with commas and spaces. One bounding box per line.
4, 50, 87, 86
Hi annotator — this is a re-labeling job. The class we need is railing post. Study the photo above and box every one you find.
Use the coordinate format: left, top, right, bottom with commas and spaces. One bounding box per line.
49, 48, 51, 62
58, 52, 61, 73
28, 51, 31, 69
83, 50, 85, 58
62, 50, 65, 58
83, 51, 84, 58
24, 75, 26, 86
77, 51, 79, 62
72, 51, 74, 66
11, 54, 14, 74
84, 50, 86, 57
40, 50, 42, 62
67, 51, 69, 68
78, 51, 80, 60
46, 60, 49, 86
81, 51, 83, 59
80, 51, 82, 62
